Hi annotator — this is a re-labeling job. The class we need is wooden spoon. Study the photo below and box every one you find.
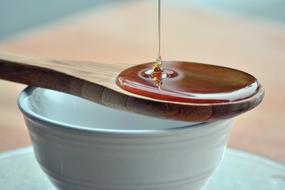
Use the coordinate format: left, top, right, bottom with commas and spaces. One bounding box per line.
0, 53, 264, 122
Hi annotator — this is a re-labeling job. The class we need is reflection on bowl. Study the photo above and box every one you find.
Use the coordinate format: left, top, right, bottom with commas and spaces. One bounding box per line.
18, 87, 233, 190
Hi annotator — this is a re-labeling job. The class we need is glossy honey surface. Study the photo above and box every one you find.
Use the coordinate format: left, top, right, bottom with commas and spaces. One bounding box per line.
116, 61, 260, 104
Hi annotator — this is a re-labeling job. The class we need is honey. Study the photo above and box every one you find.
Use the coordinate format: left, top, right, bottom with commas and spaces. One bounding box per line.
116, 0, 260, 104
116, 61, 260, 104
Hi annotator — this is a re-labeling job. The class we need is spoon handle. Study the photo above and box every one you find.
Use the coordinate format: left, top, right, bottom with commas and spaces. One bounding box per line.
0, 53, 124, 103
0, 53, 193, 122
0, 53, 88, 93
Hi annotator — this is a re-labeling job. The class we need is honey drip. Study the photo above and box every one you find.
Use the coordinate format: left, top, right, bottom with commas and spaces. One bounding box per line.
149, 0, 164, 84
155, 0, 162, 70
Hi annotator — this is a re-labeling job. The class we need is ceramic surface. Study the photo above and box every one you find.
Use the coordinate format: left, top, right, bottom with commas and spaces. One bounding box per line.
1, 148, 284, 190
18, 87, 233, 190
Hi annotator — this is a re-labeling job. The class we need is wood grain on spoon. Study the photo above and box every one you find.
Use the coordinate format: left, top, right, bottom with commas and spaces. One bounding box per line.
0, 53, 264, 122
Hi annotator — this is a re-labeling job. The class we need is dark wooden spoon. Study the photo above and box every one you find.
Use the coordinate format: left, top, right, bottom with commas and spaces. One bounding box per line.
0, 53, 264, 122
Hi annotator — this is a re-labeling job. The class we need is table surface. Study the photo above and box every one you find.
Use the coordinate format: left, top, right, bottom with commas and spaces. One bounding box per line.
0, 1, 284, 162
0, 147, 284, 189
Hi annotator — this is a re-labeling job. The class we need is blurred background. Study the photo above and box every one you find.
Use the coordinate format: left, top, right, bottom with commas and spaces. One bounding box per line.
0, 0, 284, 162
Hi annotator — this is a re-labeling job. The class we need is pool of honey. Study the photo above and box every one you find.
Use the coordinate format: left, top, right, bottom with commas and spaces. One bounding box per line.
116, 61, 260, 104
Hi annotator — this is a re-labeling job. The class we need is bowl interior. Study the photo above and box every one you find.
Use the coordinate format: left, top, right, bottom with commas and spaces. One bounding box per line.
19, 87, 198, 132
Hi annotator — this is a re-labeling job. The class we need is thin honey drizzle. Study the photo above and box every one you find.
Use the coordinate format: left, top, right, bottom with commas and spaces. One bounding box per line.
145, 0, 175, 88
152, 0, 163, 77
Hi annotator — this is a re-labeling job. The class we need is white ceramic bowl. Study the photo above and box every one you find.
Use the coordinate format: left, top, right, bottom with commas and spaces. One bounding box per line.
18, 87, 233, 190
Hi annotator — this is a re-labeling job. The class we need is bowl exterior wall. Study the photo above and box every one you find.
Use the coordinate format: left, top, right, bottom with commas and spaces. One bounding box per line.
23, 116, 232, 190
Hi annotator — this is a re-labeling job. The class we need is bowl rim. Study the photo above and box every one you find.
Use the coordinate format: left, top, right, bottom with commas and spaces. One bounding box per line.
18, 86, 231, 136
